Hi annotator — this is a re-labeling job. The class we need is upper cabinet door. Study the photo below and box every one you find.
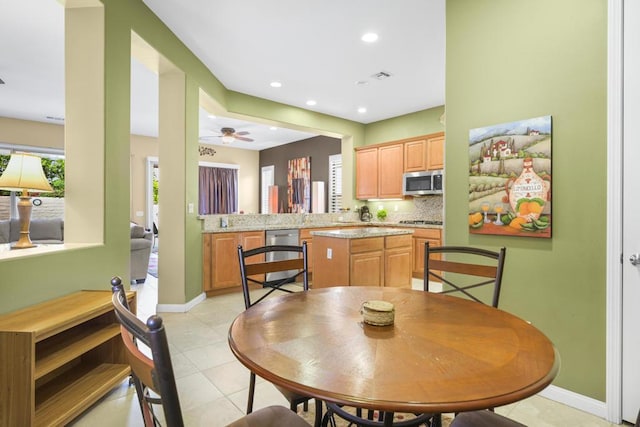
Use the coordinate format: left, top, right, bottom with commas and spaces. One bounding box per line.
404, 139, 427, 172
426, 135, 445, 170
356, 147, 379, 199
378, 143, 404, 199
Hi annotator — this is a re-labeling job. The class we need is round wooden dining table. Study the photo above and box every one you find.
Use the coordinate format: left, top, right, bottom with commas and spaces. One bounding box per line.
228, 286, 559, 416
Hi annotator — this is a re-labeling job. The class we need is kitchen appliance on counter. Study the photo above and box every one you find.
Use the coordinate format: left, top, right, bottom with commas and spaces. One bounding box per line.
360, 206, 372, 222
265, 229, 300, 284
403, 170, 443, 196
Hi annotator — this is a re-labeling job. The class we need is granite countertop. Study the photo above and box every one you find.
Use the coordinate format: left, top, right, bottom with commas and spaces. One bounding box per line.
201, 213, 442, 233
203, 222, 441, 233
310, 227, 414, 239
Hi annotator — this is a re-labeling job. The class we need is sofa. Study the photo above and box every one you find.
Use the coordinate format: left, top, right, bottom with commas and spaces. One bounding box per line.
0, 218, 65, 244
0, 218, 152, 283
130, 222, 153, 284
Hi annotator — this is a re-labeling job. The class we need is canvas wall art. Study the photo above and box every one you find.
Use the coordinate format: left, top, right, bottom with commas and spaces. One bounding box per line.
287, 157, 311, 213
468, 115, 552, 238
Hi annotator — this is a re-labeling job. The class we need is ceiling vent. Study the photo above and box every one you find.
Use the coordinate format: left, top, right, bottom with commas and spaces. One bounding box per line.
372, 71, 392, 80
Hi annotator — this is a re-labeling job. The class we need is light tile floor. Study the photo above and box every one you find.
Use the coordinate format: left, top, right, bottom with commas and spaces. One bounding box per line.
71, 275, 629, 427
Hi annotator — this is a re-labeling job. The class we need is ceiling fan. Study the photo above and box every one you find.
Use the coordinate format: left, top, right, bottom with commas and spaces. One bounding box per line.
214, 127, 253, 144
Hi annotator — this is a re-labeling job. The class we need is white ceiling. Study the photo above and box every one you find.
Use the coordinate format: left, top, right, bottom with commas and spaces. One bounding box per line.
0, 0, 445, 150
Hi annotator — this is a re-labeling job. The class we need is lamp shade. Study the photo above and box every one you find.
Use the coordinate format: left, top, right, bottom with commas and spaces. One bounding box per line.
0, 153, 53, 193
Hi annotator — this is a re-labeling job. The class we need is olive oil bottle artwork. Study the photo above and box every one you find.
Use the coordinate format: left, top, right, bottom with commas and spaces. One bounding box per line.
468, 115, 551, 238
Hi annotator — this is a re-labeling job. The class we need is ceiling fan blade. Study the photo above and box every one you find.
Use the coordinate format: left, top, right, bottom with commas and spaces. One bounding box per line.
235, 136, 254, 142
235, 131, 250, 136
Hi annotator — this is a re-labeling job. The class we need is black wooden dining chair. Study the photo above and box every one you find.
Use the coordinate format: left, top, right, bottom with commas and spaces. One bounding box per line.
237, 242, 322, 427
424, 243, 507, 308
237, 241, 309, 308
110, 277, 310, 427
424, 243, 511, 426
322, 402, 435, 427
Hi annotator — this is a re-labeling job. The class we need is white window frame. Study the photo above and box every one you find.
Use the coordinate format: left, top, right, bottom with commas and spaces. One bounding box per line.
261, 165, 275, 214
328, 154, 342, 213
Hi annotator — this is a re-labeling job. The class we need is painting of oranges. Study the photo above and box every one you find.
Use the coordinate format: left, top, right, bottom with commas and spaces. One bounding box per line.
468, 116, 552, 238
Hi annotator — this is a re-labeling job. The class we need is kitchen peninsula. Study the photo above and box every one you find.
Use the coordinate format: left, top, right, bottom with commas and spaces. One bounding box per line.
311, 227, 414, 288
201, 213, 441, 296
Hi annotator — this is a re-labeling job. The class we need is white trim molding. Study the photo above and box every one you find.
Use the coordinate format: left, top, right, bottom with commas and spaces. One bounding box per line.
156, 292, 206, 313
606, 0, 623, 423
539, 385, 608, 420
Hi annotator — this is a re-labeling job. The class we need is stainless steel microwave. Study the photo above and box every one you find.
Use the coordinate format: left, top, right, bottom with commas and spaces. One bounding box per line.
403, 170, 443, 196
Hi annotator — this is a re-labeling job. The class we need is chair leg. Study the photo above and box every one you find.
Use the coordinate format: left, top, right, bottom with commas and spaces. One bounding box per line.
303, 400, 309, 411
431, 413, 442, 427
247, 372, 256, 414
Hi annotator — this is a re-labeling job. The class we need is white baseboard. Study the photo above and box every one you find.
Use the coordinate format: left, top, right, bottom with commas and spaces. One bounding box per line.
539, 385, 608, 420
156, 292, 206, 313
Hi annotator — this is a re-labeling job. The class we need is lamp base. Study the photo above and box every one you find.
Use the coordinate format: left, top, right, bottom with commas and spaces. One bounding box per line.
12, 235, 36, 249
11, 194, 35, 250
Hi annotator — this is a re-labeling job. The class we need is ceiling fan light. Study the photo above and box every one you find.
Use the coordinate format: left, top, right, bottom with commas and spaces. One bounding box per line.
221, 135, 234, 144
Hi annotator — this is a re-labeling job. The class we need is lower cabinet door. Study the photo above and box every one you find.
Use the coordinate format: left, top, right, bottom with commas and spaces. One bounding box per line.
350, 251, 384, 286
385, 247, 412, 288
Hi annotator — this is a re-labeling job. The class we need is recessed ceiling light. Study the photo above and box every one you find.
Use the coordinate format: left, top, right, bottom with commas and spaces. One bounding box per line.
306, 100, 317, 106
270, 81, 282, 88
207, 114, 216, 119
361, 33, 379, 43
358, 107, 367, 114
270, 126, 278, 131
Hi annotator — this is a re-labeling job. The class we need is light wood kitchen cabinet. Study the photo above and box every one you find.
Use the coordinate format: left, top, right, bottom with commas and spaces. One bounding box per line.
351, 250, 384, 286
384, 234, 413, 287
404, 138, 428, 172
0, 290, 136, 426
357, 133, 444, 200
356, 143, 404, 199
403, 132, 445, 173
203, 231, 265, 295
409, 228, 442, 278
377, 143, 404, 198
355, 147, 379, 199
313, 233, 412, 288
426, 134, 445, 170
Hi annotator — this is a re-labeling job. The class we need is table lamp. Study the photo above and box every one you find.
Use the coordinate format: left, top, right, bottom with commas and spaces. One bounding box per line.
0, 153, 53, 249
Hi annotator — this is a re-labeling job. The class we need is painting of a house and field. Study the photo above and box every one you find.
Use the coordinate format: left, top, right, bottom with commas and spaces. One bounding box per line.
468, 115, 552, 238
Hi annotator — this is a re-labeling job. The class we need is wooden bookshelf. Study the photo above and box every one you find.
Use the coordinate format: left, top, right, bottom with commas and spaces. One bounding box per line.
0, 290, 135, 426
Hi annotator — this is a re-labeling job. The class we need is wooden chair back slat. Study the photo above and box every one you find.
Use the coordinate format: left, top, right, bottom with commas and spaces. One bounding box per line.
245, 258, 305, 276
428, 259, 498, 278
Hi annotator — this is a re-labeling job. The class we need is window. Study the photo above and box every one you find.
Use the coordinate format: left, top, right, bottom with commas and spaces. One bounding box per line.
0, 144, 65, 221
198, 163, 238, 214
261, 165, 274, 214
328, 154, 342, 213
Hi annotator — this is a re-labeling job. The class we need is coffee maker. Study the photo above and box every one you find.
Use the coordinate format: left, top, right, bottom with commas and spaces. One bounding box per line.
360, 206, 372, 222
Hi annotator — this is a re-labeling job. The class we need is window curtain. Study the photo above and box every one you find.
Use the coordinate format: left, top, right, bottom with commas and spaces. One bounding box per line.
199, 166, 238, 214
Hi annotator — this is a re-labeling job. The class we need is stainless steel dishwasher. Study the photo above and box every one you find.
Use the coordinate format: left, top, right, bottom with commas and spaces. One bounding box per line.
265, 229, 300, 284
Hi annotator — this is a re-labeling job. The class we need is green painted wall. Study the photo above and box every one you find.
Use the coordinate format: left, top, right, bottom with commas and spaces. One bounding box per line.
364, 106, 445, 146
446, 0, 607, 400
